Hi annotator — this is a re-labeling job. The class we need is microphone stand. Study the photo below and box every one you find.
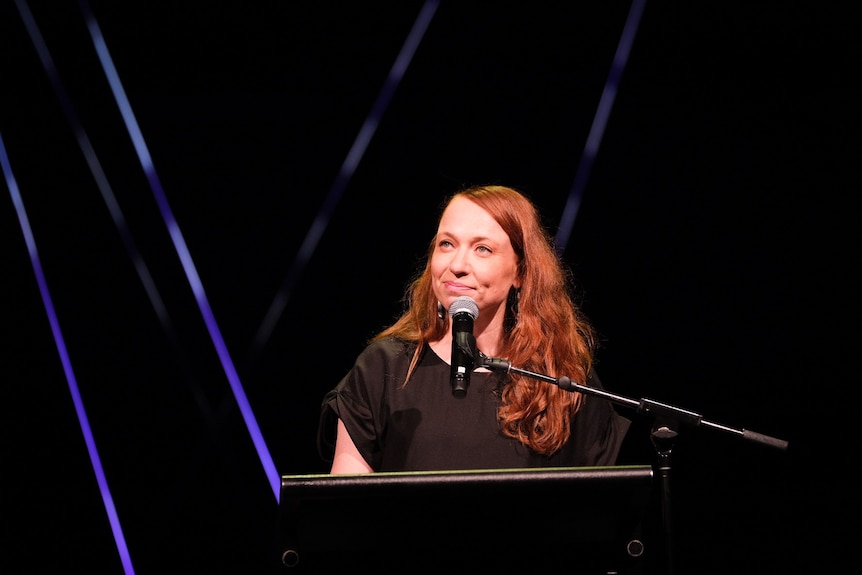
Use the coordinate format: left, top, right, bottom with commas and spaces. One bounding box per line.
478, 352, 789, 575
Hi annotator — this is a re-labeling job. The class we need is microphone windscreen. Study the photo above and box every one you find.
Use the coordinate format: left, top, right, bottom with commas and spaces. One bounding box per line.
448, 296, 479, 320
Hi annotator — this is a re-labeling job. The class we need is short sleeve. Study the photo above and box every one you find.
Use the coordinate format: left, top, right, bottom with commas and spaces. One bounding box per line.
316, 338, 412, 468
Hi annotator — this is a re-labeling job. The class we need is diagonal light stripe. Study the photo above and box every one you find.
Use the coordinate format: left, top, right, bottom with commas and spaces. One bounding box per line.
1, 131, 137, 575
249, 0, 441, 362
14, 0, 220, 432
75, 0, 281, 500
555, 0, 647, 254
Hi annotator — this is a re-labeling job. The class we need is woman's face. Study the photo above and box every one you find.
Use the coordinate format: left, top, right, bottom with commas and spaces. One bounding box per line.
430, 196, 520, 323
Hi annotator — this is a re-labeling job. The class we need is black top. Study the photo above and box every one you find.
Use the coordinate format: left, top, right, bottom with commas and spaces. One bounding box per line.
318, 337, 631, 472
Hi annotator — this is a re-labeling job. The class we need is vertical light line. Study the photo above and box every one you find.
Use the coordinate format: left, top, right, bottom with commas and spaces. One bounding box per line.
1, 132, 136, 575
76, 0, 281, 500
555, 0, 647, 254
249, 0, 441, 362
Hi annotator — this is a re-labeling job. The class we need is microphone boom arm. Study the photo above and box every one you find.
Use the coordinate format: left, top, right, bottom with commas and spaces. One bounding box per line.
477, 352, 788, 451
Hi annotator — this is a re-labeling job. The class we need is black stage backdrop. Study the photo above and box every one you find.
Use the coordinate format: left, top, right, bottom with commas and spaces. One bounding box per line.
3, 2, 858, 574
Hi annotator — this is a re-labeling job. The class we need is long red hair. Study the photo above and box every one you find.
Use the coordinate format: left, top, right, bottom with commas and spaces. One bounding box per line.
374, 185, 596, 456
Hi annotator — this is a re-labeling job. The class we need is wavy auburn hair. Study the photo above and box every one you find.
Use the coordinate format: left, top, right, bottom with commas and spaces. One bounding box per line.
373, 184, 596, 456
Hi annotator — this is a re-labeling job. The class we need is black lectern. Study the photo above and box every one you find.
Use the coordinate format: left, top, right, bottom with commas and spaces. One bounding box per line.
279, 465, 654, 574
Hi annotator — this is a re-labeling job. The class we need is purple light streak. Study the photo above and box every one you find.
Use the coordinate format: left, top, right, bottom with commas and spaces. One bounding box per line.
251, 0, 441, 359
77, 0, 281, 501
555, 0, 647, 254
1, 130, 137, 575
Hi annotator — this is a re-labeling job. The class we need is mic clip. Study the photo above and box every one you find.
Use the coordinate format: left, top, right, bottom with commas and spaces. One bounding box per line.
477, 351, 511, 372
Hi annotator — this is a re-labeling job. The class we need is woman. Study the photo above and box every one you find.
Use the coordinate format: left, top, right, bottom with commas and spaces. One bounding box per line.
318, 184, 630, 473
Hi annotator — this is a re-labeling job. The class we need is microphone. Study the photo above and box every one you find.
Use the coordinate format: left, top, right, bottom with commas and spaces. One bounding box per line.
448, 296, 479, 397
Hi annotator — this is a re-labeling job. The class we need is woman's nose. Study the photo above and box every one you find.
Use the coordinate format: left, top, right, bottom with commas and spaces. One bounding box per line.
448, 249, 470, 274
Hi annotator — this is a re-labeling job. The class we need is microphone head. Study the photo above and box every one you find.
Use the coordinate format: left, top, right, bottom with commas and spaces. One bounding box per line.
448, 296, 479, 320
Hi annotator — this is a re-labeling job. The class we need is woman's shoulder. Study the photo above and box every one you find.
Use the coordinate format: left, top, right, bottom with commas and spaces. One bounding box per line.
366, 335, 412, 351
359, 336, 417, 362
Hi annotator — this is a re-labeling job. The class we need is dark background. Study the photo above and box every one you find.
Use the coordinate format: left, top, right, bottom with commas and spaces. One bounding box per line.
3, 1, 858, 574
